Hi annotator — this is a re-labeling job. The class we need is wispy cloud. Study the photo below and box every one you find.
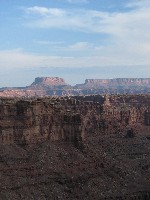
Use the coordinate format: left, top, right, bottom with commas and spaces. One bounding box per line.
25, 4, 150, 38
66, 0, 88, 4
0, 47, 149, 70
69, 42, 93, 51
26, 7, 65, 17
126, 0, 150, 8
25, 7, 108, 32
1, 1, 150, 72
34, 40, 65, 45
24, 3, 150, 66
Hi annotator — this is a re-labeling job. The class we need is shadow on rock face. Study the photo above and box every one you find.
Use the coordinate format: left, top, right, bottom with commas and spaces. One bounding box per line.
125, 129, 135, 138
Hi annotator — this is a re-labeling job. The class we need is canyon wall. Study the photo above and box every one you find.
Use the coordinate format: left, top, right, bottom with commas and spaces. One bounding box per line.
0, 98, 82, 147
0, 94, 149, 146
0, 94, 150, 200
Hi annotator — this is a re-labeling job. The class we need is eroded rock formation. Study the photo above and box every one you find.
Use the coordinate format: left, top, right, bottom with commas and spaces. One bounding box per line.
0, 94, 150, 199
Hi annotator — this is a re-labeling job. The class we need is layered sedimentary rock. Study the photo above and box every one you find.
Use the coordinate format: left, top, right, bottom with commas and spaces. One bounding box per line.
0, 94, 150, 199
0, 95, 149, 146
0, 77, 150, 97
0, 98, 82, 148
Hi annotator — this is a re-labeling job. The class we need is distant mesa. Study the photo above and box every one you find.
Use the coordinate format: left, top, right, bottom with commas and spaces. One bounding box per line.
75, 78, 150, 89
0, 77, 150, 97
31, 77, 69, 87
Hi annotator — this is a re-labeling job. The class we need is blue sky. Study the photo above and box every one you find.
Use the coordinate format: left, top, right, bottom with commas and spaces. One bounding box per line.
0, 0, 150, 87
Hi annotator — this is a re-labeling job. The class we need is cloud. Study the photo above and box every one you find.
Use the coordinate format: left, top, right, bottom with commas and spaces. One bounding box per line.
1, 1, 150, 72
24, 4, 150, 40
24, 3, 150, 65
25, 7, 109, 32
26, 7, 65, 17
126, 0, 150, 8
0, 48, 149, 70
0, 49, 43, 68
69, 42, 93, 51
34, 40, 65, 45
66, 0, 88, 4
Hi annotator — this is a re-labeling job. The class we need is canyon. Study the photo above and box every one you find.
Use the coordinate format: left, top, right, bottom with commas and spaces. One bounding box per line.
0, 94, 150, 199
0, 77, 150, 97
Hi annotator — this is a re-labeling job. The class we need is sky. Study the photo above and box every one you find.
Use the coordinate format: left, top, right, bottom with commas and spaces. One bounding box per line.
0, 0, 150, 87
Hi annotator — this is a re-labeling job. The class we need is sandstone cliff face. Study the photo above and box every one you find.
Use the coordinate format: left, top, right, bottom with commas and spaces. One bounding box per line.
0, 98, 83, 148
70, 95, 150, 137
0, 95, 149, 146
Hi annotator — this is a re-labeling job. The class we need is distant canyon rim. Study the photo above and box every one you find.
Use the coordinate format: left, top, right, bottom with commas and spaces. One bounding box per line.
0, 77, 150, 97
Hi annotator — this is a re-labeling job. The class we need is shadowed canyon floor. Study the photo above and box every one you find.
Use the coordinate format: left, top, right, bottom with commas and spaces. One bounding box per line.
0, 95, 150, 199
